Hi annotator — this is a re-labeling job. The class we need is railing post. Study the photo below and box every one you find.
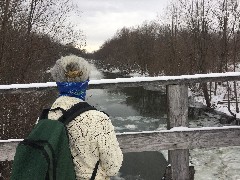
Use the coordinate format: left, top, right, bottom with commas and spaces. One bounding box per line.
167, 84, 190, 180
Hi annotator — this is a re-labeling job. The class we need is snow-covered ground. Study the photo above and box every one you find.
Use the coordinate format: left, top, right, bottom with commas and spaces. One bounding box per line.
189, 82, 240, 119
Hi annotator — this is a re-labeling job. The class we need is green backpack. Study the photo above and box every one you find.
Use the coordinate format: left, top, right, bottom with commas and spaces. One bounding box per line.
11, 102, 99, 180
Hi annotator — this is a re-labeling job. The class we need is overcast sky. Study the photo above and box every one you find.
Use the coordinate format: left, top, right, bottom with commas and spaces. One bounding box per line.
72, 0, 170, 52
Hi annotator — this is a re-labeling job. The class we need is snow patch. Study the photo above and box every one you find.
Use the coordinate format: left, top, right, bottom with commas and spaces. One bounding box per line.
125, 124, 137, 130
111, 69, 121, 73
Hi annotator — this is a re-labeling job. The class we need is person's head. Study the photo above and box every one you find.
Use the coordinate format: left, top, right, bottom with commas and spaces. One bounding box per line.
50, 55, 91, 82
50, 55, 92, 100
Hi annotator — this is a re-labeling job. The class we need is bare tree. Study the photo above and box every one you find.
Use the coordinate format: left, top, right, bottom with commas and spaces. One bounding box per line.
0, 0, 11, 64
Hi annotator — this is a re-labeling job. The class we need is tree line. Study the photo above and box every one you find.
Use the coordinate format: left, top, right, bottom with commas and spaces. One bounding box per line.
92, 0, 240, 109
94, 0, 240, 77
0, 0, 85, 84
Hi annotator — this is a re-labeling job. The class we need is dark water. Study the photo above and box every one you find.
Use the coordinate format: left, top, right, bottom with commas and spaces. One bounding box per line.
86, 72, 168, 180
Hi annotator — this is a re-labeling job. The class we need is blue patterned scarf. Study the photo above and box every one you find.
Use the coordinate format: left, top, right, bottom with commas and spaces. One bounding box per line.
56, 80, 89, 101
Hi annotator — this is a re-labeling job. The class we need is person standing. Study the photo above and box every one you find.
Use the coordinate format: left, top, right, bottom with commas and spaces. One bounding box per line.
49, 55, 123, 180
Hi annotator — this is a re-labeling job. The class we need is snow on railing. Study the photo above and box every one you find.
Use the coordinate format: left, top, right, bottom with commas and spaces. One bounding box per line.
1, 72, 240, 91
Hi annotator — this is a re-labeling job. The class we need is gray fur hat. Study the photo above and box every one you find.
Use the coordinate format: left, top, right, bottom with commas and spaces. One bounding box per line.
50, 55, 91, 82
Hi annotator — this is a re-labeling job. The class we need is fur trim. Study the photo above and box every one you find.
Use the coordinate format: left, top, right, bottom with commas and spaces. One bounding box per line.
50, 55, 91, 82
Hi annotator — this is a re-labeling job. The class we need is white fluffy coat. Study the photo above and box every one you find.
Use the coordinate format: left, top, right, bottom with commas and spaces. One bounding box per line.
48, 96, 123, 180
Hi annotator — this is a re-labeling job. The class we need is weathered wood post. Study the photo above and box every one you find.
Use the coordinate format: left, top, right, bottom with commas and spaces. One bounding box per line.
167, 84, 190, 180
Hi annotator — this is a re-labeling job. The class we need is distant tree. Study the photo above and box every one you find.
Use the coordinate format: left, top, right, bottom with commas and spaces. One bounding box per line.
93, 0, 240, 79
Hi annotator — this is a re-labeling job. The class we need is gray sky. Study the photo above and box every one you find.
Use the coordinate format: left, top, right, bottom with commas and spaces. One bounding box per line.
72, 0, 170, 52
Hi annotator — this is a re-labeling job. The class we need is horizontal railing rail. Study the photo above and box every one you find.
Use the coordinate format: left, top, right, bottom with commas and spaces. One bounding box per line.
1, 126, 240, 161
1, 72, 240, 94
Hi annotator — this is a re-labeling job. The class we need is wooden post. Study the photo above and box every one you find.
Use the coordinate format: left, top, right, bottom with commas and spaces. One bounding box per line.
167, 85, 190, 180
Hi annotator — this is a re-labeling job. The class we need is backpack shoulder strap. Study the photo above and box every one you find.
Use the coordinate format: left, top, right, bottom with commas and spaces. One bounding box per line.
39, 107, 67, 120
58, 102, 97, 125
39, 108, 50, 120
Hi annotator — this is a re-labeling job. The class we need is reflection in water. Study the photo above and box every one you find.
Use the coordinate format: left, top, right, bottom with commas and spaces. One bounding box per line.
86, 88, 140, 117
118, 87, 167, 118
